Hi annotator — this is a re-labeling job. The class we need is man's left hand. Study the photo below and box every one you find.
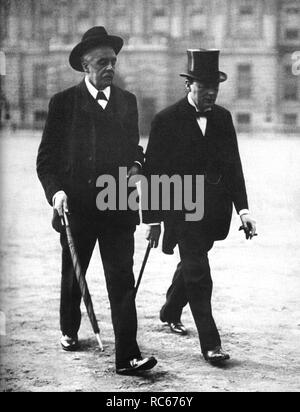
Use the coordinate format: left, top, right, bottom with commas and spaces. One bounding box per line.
240, 214, 257, 240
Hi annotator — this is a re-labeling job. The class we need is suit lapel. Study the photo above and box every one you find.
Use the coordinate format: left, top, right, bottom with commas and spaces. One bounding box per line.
110, 85, 128, 120
176, 97, 197, 122
177, 97, 203, 138
77, 80, 101, 114
77, 81, 126, 117
176, 99, 223, 169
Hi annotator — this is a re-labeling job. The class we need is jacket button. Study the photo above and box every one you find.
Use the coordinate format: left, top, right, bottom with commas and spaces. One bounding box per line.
88, 179, 92, 184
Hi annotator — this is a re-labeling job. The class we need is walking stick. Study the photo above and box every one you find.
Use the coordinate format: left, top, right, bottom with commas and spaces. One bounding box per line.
61, 212, 104, 351
134, 241, 151, 297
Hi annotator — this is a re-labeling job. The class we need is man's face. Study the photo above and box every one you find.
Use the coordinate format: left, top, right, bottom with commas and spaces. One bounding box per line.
188, 80, 219, 111
82, 46, 117, 90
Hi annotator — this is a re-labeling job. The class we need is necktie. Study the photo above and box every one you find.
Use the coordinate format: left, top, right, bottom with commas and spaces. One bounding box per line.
96, 91, 108, 101
195, 110, 210, 119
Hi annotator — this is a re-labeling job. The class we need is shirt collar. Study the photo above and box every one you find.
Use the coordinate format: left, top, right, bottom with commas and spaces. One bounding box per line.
187, 92, 212, 113
85, 76, 111, 101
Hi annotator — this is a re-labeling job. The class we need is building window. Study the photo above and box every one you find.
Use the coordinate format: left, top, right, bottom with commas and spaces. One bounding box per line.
189, 1, 206, 35
77, 10, 90, 35
230, 0, 260, 37
284, 83, 298, 101
284, 114, 298, 126
237, 0, 257, 32
239, 4, 254, 15
281, 4, 300, 42
283, 64, 298, 101
58, 2, 70, 36
0, 1, 9, 40
237, 113, 251, 125
40, 0, 53, 40
41, 11, 53, 40
285, 29, 299, 40
237, 64, 252, 99
34, 111, 48, 122
33, 64, 47, 98
286, 7, 300, 15
152, 0, 169, 34
112, 0, 129, 34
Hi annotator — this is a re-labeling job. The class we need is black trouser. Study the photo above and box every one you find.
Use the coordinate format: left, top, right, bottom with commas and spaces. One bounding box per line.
160, 221, 221, 353
59, 214, 141, 367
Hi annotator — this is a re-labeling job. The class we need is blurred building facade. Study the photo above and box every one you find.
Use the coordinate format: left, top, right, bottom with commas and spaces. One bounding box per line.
0, 0, 300, 133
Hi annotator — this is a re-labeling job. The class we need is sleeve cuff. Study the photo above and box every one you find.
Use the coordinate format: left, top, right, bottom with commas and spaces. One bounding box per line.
134, 161, 142, 168
239, 209, 250, 216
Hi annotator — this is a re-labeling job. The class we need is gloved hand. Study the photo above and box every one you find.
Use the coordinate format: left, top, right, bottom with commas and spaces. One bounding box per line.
53, 191, 69, 217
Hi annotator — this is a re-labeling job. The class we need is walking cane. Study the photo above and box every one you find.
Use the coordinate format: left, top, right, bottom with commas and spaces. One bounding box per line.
61, 212, 104, 351
134, 241, 152, 297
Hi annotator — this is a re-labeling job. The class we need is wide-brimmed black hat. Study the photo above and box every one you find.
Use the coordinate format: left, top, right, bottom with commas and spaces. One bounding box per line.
69, 26, 124, 72
180, 49, 227, 83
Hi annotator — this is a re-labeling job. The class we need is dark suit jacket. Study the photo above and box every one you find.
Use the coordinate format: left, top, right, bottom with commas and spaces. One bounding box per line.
37, 80, 144, 227
143, 97, 248, 253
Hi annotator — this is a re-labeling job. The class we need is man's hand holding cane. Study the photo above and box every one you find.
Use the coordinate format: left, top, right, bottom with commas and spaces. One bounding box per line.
53, 191, 69, 216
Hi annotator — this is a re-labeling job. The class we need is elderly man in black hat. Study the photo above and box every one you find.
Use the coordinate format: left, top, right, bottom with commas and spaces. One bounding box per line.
37, 27, 157, 374
144, 49, 256, 364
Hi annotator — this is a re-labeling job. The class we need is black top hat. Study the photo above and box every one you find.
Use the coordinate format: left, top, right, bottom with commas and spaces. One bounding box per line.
69, 26, 124, 72
180, 49, 227, 83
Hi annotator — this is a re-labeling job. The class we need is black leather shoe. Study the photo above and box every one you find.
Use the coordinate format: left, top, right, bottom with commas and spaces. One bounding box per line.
169, 322, 188, 336
116, 357, 157, 375
60, 335, 79, 352
203, 346, 230, 364
160, 308, 188, 335
159, 306, 168, 323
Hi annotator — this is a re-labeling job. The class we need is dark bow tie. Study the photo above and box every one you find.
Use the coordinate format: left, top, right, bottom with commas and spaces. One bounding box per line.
195, 110, 211, 119
96, 91, 108, 101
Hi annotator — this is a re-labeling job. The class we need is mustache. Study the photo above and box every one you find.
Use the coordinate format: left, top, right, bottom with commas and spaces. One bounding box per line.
103, 70, 114, 77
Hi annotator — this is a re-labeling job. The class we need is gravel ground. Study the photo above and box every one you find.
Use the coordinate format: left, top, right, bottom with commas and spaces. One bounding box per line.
0, 130, 300, 392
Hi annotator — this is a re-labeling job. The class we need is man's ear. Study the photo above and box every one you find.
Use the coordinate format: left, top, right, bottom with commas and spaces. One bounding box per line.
81, 60, 89, 73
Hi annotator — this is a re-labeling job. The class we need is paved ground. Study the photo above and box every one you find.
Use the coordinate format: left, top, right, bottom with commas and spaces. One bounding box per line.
0, 129, 300, 392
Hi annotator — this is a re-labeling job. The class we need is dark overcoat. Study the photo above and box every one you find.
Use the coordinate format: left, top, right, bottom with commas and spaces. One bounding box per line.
37, 80, 144, 227
143, 97, 249, 254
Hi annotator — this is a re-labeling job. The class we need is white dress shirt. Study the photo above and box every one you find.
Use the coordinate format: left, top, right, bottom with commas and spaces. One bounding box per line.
188, 93, 211, 136
85, 76, 110, 109
187, 92, 211, 136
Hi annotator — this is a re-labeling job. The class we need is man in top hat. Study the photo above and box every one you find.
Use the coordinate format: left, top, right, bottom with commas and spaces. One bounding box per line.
143, 49, 256, 364
37, 27, 157, 374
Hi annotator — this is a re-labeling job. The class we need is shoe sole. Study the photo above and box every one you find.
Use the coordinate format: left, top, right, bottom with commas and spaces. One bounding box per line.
116, 357, 157, 375
169, 326, 188, 336
205, 355, 230, 364
61, 343, 79, 352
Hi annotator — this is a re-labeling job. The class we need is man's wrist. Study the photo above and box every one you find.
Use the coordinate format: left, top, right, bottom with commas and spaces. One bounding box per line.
134, 161, 142, 169
239, 209, 250, 217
